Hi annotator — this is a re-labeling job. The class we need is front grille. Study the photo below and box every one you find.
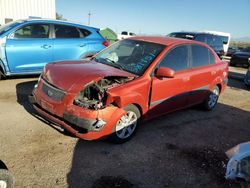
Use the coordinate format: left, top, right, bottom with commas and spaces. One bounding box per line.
42, 81, 65, 101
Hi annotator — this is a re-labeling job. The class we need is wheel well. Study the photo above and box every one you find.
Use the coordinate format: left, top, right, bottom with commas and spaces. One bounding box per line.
0, 59, 6, 76
0, 160, 8, 170
217, 84, 222, 93
0, 66, 5, 79
0, 65, 4, 74
132, 103, 143, 116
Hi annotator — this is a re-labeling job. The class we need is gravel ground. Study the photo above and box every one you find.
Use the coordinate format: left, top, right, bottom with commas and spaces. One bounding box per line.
0, 68, 250, 188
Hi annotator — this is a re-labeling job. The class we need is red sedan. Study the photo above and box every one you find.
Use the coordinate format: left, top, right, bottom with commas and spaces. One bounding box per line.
29, 36, 228, 143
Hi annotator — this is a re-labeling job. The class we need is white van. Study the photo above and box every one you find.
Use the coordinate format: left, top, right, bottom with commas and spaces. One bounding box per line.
117, 31, 136, 40
201, 31, 231, 55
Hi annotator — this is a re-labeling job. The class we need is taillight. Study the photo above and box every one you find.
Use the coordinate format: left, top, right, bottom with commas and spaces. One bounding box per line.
102, 40, 109, 47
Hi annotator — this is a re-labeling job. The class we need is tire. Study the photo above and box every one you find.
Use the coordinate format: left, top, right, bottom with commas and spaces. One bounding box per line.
109, 105, 141, 144
203, 85, 220, 111
0, 71, 4, 81
0, 169, 14, 188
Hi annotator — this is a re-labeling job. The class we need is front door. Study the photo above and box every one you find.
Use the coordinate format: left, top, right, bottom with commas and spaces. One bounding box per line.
5, 23, 52, 73
147, 45, 190, 118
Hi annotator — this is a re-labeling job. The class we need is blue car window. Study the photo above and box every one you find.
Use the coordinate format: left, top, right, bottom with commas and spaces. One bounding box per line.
14, 24, 49, 38
55, 24, 80, 38
78, 28, 91, 37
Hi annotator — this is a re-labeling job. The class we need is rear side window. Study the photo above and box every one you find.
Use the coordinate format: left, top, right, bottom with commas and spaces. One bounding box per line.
78, 28, 91, 37
160, 45, 189, 71
191, 45, 214, 67
195, 34, 207, 43
14, 24, 49, 38
55, 24, 80, 38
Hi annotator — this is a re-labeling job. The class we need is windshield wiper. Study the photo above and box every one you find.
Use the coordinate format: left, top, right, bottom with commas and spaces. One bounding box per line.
106, 59, 125, 70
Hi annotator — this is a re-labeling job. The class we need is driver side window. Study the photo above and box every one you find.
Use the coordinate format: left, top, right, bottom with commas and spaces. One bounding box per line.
159, 45, 189, 71
14, 24, 49, 39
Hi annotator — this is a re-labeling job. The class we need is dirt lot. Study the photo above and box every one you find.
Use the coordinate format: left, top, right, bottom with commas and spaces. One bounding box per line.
0, 67, 250, 188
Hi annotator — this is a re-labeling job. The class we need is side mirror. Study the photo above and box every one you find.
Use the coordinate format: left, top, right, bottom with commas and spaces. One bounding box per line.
155, 67, 175, 78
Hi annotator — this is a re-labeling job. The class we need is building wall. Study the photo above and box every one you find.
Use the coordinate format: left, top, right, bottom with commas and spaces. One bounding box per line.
0, 0, 56, 25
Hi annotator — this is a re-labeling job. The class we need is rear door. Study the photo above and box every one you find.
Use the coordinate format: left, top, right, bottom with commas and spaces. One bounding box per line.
148, 45, 190, 117
188, 44, 216, 105
52, 24, 90, 60
5, 23, 52, 73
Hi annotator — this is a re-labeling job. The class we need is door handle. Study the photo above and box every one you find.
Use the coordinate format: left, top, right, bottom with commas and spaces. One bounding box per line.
41, 44, 52, 49
79, 44, 86, 47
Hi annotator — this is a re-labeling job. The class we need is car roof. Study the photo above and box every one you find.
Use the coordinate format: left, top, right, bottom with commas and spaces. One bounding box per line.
170, 31, 198, 35
169, 31, 222, 37
128, 36, 208, 47
16, 19, 99, 30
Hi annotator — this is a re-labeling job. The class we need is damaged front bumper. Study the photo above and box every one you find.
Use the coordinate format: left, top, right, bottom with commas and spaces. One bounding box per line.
29, 93, 126, 140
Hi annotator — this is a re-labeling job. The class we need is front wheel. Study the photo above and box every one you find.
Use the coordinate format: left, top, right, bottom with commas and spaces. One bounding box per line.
0, 71, 4, 81
203, 86, 220, 111
109, 105, 140, 144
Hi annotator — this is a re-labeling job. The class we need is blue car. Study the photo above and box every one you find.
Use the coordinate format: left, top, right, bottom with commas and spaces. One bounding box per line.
0, 19, 108, 79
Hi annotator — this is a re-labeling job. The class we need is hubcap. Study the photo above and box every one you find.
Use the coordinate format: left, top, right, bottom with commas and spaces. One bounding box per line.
115, 111, 137, 139
0, 180, 7, 188
208, 87, 219, 108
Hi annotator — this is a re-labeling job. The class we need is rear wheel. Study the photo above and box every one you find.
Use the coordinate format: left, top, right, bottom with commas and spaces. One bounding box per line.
109, 105, 140, 144
203, 86, 220, 110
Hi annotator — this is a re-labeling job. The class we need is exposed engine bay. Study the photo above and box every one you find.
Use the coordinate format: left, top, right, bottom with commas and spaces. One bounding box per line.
74, 76, 134, 109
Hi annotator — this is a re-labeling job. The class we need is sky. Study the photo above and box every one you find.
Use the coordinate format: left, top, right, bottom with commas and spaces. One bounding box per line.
56, 0, 250, 39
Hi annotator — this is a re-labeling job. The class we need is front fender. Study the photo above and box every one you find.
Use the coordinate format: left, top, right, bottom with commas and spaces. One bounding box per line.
107, 91, 148, 114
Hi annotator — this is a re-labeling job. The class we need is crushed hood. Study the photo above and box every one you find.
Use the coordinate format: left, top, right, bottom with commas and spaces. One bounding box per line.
43, 60, 136, 92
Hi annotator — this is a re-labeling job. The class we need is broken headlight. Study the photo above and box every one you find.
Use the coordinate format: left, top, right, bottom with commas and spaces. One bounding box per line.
74, 80, 108, 110
73, 76, 133, 110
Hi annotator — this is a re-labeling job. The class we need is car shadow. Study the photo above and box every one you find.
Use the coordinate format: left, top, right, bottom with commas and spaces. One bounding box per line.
15, 80, 75, 137
66, 103, 250, 188
16, 80, 37, 114
7, 74, 40, 80
228, 71, 245, 80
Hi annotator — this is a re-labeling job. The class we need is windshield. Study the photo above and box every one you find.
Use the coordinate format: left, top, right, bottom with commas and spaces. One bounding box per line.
243, 47, 250, 53
0, 21, 23, 35
94, 39, 165, 76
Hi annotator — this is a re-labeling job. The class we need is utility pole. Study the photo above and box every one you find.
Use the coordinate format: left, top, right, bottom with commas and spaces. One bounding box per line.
88, 11, 91, 26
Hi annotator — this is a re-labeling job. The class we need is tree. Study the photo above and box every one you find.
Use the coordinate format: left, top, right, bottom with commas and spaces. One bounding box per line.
56, 12, 67, 21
